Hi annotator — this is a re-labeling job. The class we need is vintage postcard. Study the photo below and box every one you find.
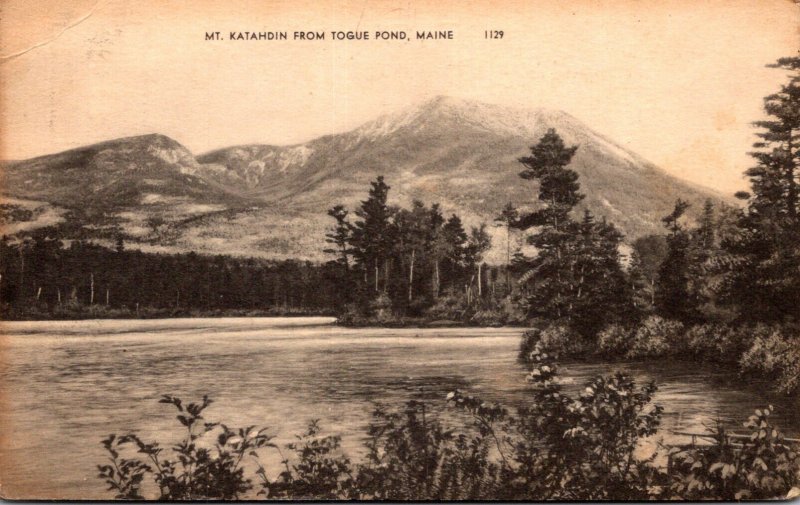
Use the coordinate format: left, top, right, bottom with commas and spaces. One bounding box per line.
1, 0, 799, 500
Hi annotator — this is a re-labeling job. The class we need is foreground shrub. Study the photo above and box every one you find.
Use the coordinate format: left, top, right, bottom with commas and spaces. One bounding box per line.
498, 343, 665, 499
665, 405, 799, 500
626, 316, 685, 358
98, 395, 274, 499
740, 327, 800, 395
354, 401, 502, 500
99, 351, 800, 500
262, 421, 354, 499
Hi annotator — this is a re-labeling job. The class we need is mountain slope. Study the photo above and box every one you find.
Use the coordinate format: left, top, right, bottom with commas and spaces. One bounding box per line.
2, 134, 242, 209
1, 97, 731, 260
188, 96, 728, 259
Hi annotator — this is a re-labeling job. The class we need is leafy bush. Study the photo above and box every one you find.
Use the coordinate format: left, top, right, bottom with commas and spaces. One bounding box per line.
262, 420, 354, 499
335, 303, 369, 326
424, 290, 469, 321
369, 292, 395, 322
504, 343, 665, 499
626, 316, 685, 358
470, 308, 505, 326
518, 328, 542, 362
518, 324, 588, 361
98, 395, 274, 500
496, 295, 528, 325
683, 323, 761, 364
665, 405, 799, 500
99, 353, 800, 500
740, 327, 800, 395
353, 401, 502, 500
597, 323, 634, 357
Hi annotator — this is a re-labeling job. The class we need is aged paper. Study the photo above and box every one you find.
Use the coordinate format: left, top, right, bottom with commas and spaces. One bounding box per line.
1, 0, 799, 500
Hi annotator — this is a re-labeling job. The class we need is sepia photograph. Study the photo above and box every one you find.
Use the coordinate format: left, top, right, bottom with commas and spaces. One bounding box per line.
0, 0, 799, 500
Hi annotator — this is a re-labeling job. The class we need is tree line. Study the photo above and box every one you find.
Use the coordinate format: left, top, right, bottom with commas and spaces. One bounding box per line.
626, 57, 799, 328
322, 178, 499, 318
0, 236, 342, 318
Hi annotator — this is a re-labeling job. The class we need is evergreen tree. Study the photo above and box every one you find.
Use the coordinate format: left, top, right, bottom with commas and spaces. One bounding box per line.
514, 129, 584, 321
428, 204, 447, 299
655, 200, 695, 321
515, 129, 630, 336
324, 204, 353, 272
747, 56, 800, 224
350, 176, 393, 293
719, 57, 800, 323
570, 211, 630, 336
440, 214, 469, 292
393, 200, 430, 302
629, 235, 668, 313
685, 200, 719, 319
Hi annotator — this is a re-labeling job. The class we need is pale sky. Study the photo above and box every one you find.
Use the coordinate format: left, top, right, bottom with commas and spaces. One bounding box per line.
1, 0, 797, 194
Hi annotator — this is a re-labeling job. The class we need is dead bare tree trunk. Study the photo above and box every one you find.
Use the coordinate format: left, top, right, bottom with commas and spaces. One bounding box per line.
408, 249, 415, 302
90, 273, 95, 305
106, 289, 110, 306
374, 259, 379, 292
19, 251, 25, 298
57, 288, 61, 306
383, 259, 390, 294
477, 263, 483, 297
650, 277, 656, 306
433, 260, 440, 299
36, 287, 42, 301
506, 226, 512, 292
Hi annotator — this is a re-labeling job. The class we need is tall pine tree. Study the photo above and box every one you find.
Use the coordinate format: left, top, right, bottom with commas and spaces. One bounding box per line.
350, 176, 393, 293
720, 57, 800, 322
515, 129, 630, 336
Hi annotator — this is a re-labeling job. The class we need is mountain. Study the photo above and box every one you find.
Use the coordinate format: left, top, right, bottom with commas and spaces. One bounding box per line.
0, 97, 731, 260
0, 134, 250, 244
2, 134, 241, 208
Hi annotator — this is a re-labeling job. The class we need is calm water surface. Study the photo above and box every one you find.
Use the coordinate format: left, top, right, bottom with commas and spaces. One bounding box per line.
1, 317, 797, 499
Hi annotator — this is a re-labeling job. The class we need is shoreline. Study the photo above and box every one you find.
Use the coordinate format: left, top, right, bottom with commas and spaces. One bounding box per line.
0, 308, 336, 322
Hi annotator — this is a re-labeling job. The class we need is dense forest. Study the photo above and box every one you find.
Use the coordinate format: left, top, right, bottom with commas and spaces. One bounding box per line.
319, 176, 516, 325
0, 238, 343, 318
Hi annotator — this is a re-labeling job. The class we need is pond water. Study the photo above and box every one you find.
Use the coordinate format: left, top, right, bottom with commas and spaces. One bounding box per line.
0, 317, 797, 499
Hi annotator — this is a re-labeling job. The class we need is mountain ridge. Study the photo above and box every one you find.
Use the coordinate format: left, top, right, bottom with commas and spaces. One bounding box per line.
0, 97, 732, 260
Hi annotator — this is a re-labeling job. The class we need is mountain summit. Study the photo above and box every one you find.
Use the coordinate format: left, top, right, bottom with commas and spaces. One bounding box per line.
1, 97, 727, 260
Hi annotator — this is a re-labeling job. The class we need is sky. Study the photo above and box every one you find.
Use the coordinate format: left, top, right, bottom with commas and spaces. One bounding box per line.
0, 0, 798, 194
